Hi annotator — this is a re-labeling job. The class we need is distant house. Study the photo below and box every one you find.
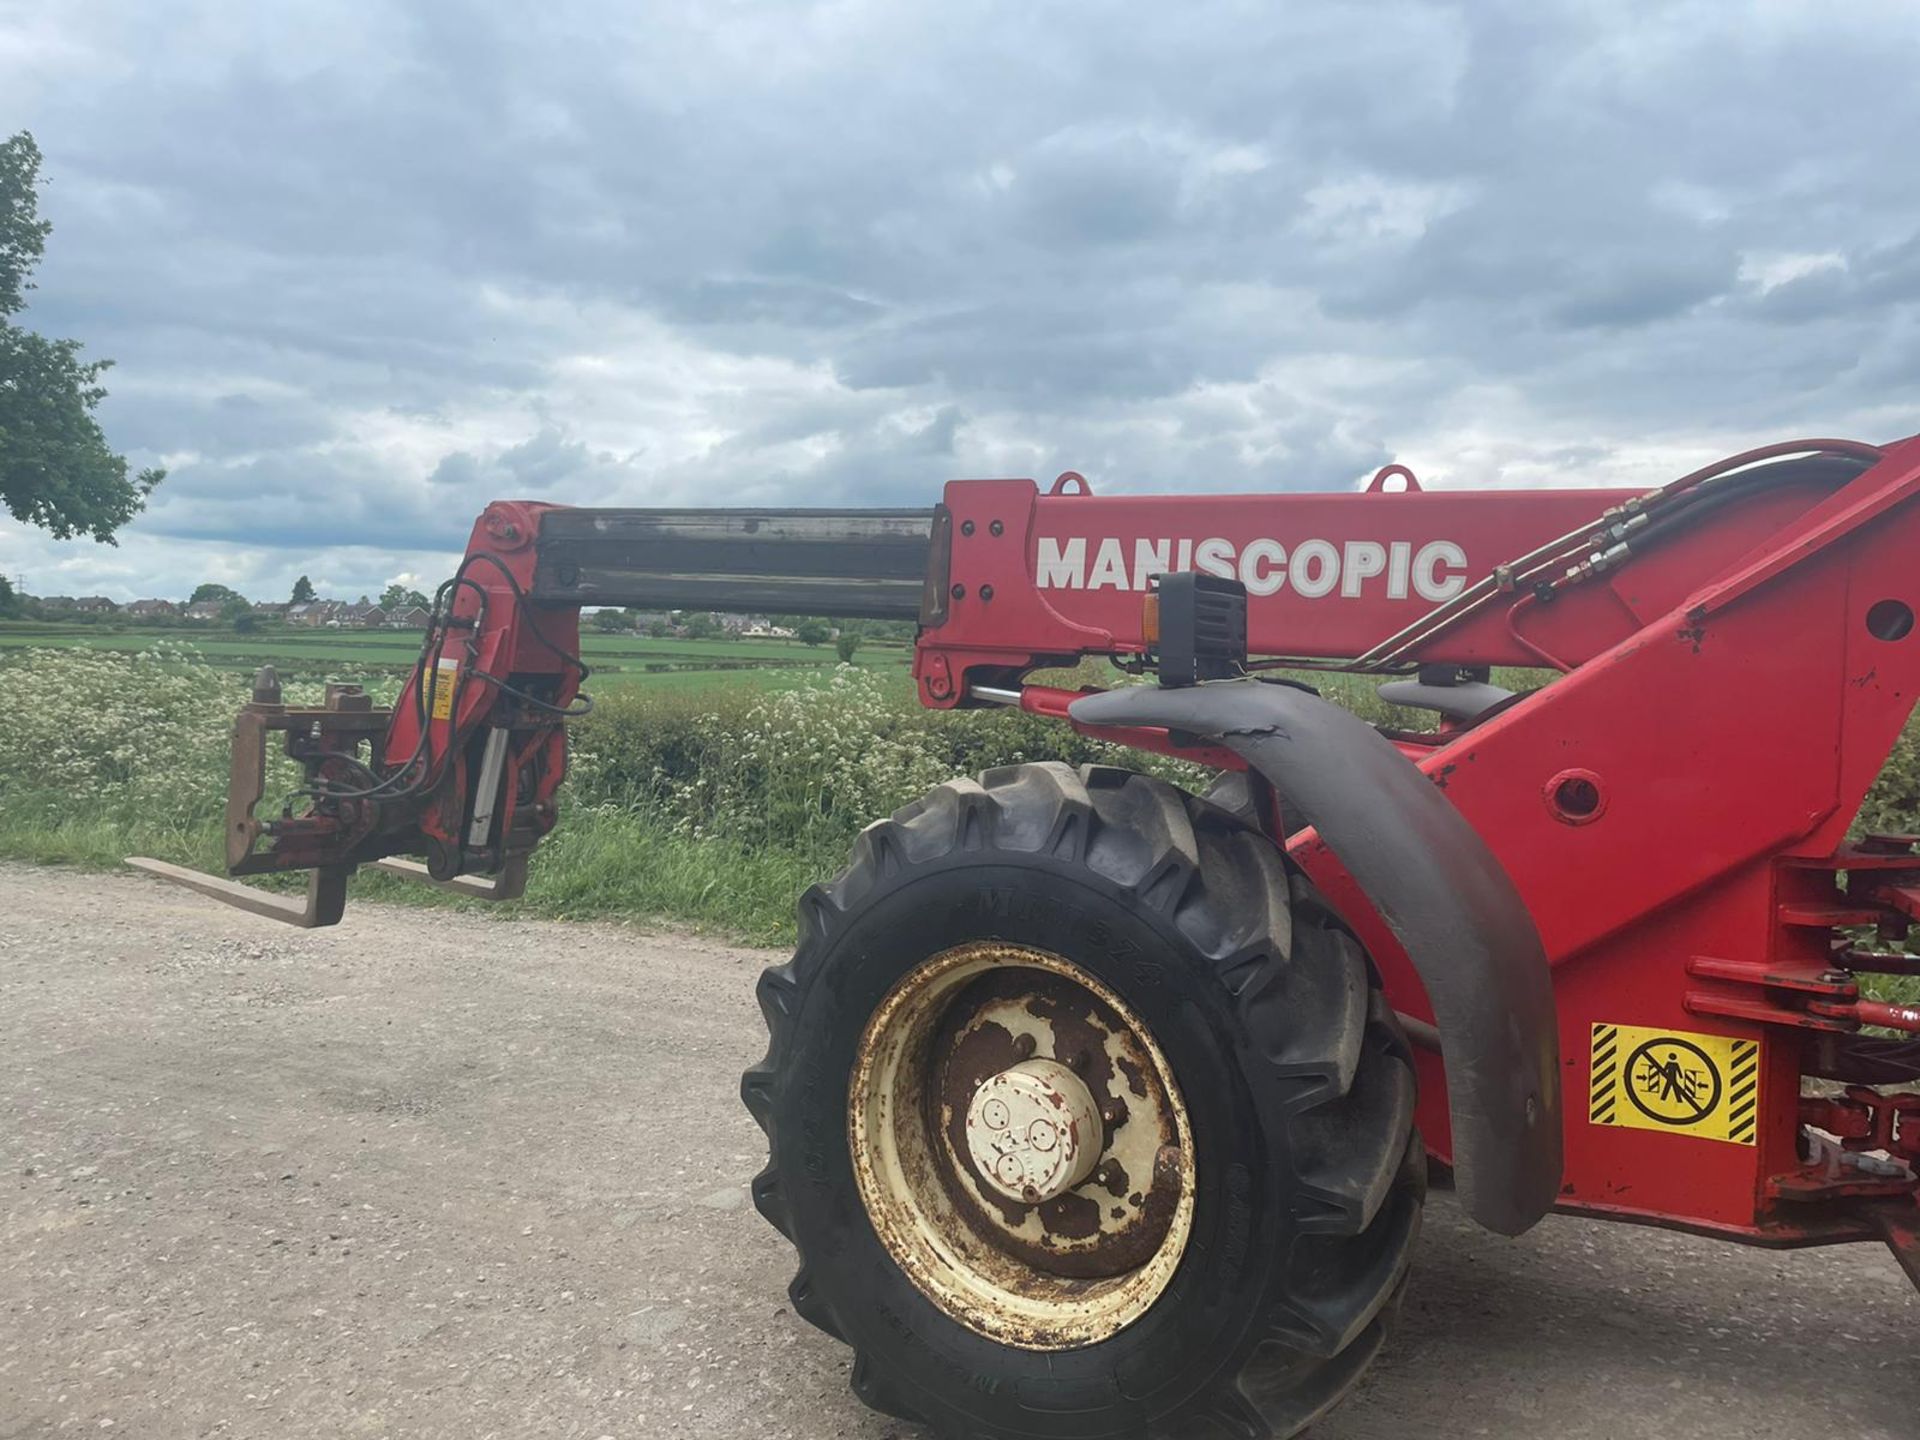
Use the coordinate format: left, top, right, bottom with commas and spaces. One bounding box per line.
251, 602, 289, 619
278, 598, 427, 630
184, 601, 225, 622
72, 596, 117, 614
127, 599, 177, 618
333, 600, 385, 629
36, 596, 76, 611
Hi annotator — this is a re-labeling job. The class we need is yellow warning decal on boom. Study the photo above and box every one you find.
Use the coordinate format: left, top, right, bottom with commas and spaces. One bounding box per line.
1589, 1023, 1758, 1146
420, 656, 459, 721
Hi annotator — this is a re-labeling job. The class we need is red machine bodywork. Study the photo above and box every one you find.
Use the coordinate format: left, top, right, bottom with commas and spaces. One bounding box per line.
915, 438, 1920, 1253
213, 431, 1920, 1268
379, 500, 581, 870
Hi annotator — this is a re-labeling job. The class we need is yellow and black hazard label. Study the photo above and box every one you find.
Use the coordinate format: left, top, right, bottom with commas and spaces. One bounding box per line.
1589, 1023, 1759, 1146
420, 656, 459, 721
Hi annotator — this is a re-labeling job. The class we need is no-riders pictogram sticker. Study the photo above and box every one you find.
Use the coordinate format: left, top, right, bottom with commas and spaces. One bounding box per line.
1589, 1023, 1758, 1146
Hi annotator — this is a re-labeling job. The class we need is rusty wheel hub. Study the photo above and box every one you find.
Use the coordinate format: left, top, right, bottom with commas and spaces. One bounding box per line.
849, 942, 1194, 1350
963, 1058, 1102, 1205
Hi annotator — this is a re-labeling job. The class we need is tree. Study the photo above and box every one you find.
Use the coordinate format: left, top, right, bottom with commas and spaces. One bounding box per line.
592, 608, 627, 632
0, 132, 163, 542
796, 618, 831, 646
190, 582, 245, 606
683, 611, 720, 639
232, 609, 261, 634
835, 632, 860, 664
645, 619, 671, 638
379, 582, 430, 611
290, 575, 316, 605
0, 573, 18, 618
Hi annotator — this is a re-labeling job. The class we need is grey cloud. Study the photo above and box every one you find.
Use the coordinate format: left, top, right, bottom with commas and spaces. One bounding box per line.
659, 278, 884, 330
1010, 130, 1187, 249
1550, 258, 1734, 330
428, 451, 484, 488
94, 387, 340, 461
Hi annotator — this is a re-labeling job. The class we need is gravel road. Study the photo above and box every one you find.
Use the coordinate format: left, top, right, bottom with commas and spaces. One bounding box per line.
2, 861, 1914, 1439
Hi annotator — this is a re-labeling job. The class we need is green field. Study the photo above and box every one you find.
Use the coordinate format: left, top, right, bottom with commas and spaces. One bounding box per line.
0, 620, 914, 695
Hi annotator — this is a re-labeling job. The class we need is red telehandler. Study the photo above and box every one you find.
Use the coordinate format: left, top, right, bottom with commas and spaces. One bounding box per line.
134, 431, 1920, 1438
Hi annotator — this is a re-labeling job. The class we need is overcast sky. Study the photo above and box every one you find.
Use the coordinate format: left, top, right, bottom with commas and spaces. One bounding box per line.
4, 0, 1918, 602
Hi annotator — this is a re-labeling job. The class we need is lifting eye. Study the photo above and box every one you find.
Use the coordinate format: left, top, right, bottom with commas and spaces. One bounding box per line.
1866, 599, 1915, 642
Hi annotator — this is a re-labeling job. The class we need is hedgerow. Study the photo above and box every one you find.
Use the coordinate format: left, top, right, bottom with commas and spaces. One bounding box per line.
0, 646, 1914, 949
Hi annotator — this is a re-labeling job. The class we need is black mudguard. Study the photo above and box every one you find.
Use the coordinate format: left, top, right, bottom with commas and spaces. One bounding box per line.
1072, 680, 1562, 1236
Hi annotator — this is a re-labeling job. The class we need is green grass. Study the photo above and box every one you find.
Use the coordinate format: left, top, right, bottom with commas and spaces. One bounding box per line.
1874, 975, 1920, 1006
0, 796, 815, 943
1, 639, 1916, 989
0, 619, 913, 696
0, 647, 1180, 946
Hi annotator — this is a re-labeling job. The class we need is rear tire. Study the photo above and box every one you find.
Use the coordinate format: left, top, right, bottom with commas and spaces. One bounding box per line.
742, 763, 1422, 1439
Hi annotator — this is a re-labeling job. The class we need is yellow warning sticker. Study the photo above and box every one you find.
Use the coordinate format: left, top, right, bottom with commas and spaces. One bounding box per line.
420, 657, 459, 721
1589, 1023, 1759, 1146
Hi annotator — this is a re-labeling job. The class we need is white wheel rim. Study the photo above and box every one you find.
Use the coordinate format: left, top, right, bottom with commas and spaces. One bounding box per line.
848, 941, 1195, 1350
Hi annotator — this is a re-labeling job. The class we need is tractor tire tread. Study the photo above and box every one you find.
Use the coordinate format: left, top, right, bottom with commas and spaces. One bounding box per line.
743, 762, 1422, 1440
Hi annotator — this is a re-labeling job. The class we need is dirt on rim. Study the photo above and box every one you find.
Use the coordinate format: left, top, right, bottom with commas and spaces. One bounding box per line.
1, 861, 1914, 1438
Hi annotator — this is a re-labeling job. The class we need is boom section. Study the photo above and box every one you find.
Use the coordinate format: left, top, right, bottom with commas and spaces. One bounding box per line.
529, 506, 937, 619
518, 482, 1669, 705
913, 481, 1623, 702
516, 457, 1881, 711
